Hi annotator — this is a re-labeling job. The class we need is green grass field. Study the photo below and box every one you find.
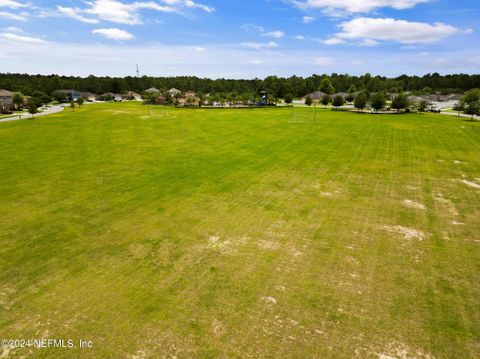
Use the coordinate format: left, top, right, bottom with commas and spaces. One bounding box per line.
0, 103, 479, 358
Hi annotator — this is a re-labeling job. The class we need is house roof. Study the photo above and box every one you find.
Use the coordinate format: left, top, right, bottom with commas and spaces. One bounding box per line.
168, 88, 181, 93
407, 95, 428, 102
58, 89, 80, 94
145, 87, 160, 93
304, 91, 326, 99
330, 92, 348, 98
0, 89, 13, 96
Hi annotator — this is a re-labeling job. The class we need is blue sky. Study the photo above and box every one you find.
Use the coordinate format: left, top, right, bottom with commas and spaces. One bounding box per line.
0, 0, 479, 78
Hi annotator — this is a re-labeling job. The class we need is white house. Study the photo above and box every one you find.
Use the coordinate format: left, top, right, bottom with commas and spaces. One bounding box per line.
168, 88, 182, 96
0, 89, 13, 110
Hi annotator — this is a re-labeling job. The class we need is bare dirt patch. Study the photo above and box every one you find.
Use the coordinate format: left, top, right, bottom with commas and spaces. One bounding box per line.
262, 296, 277, 305
106, 110, 130, 114
0, 285, 16, 310
378, 342, 434, 359
433, 193, 459, 216
258, 240, 279, 250
402, 200, 426, 210
461, 179, 480, 189
128, 243, 150, 259
0, 348, 11, 359
384, 225, 426, 241
206, 235, 249, 254
127, 350, 147, 359
212, 319, 225, 338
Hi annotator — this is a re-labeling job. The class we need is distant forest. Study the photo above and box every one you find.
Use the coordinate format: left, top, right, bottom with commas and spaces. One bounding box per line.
1, 73, 479, 98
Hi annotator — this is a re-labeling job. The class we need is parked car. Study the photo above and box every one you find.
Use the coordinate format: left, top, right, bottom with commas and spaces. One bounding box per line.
427, 105, 441, 113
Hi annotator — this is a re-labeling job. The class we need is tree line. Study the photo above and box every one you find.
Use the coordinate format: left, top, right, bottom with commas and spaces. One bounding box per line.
1, 72, 479, 98
298, 84, 480, 117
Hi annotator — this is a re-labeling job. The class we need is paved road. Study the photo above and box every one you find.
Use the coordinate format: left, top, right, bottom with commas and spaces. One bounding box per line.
0, 105, 65, 123
438, 111, 479, 120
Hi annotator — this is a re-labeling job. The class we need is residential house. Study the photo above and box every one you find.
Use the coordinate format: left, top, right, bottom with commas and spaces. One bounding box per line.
168, 88, 182, 97
58, 89, 82, 101
124, 91, 142, 101
184, 90, 196, 97
80, 92, 97, 102
145, 87, 160, 94
177, 96, 187, 106
178, 91, 200, 106
0, 89, 13, 111
302, 91, 327, 102
98, 93, 115, 101
329, 92, 348, 99
149, 95, 166, 105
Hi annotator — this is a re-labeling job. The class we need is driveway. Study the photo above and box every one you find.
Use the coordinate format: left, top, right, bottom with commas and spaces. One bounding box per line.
0, 105, 65, 123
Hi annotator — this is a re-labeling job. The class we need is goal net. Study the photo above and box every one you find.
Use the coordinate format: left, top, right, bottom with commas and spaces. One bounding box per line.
290, 106, 319, 123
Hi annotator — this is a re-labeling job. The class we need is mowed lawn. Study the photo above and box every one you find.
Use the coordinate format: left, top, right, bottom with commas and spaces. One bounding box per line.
0, 102, 479, 358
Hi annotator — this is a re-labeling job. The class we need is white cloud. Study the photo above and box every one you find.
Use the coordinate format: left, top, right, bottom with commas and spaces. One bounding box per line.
56, 0, 212, 25
241, 23, 265, 32
0, 10, 27, 20
293, 0, 430, 14
86, 0, 174, 25
263, 30, 284, 39
467, 57, 480, 66
92, 28, 135, 41
1, 37, 479, 78
182, 0, 214, 13
359, 38, 379, 46
243, 59, 263, 65
0, 0, 28, 9
57, 6, 99, 24
241, 41, 278, 49
302, 16, 314, 23
294, 35, 305, 40
334, 17, 459, 44
3, 26, 21, 32
243, 23, 285, 39
0, 31, 45, 43
314, 57, 333, 66
322, 37, 345, 45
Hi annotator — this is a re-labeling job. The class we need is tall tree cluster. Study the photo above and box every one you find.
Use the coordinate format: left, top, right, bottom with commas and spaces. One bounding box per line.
1, 72, 479, 99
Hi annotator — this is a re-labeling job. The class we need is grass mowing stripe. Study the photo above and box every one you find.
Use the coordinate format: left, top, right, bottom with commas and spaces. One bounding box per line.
0, 103, 478, 358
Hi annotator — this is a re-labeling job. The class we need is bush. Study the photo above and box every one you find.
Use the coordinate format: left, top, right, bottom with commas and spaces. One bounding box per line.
418, 100, 429, 112
321, 94, 331, 108
332, 95, 344, 109
284, 93, 293, 104
305, 96, 312, 106
391, 93, 409, 112
51, 90, 66, 103
354, 92, 368, 111
371, 92, 386, 112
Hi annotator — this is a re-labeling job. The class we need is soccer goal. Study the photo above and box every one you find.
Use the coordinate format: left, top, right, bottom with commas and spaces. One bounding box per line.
290, 105, 319, 123
142, 105, 175, 119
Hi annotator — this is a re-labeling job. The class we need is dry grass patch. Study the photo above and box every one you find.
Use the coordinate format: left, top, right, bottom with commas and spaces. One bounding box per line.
384, 225, 426, 241
401, 200, 426, 210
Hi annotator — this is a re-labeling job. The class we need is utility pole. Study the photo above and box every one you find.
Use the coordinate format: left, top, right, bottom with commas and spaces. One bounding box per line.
136, 64, 140, 78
